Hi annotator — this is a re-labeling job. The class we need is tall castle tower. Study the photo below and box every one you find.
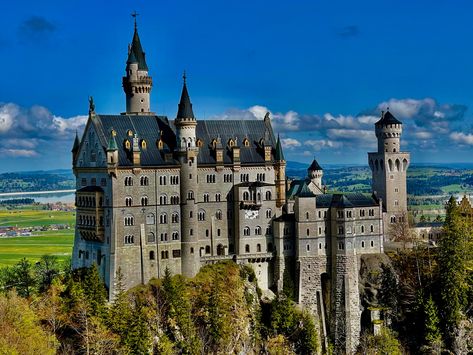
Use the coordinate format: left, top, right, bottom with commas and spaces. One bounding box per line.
368, 110, 410, 222
175, 75, 200, 277
122, 18, 153, 115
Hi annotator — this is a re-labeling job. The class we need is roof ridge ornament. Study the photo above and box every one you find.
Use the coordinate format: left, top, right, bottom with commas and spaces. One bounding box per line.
131, 10, 139, 30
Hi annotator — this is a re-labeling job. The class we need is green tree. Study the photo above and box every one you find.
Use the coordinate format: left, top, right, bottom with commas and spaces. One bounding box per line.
35, 254, 59, 293
423, 294, 442, 353
438, 196, 468, 345
15, 258, 36, 298
82, 263, 107, 317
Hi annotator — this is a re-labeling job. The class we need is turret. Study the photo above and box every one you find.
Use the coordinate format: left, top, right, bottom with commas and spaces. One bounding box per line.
106, 130, 119, 174
308, 158, 323, 190
122, 18, 153, 115
131, 134, 141, 166
275, 134, 286, 208
174, 73, 197, 150
375, 109, 402, 153
72, 131, 80, 166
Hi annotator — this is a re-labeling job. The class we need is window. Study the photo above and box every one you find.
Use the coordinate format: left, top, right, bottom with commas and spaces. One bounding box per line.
146, 213, 155, 225
100, 178, 107, 187
173, 250, 181, 258
360, 209, 365, 217
149, 251, 155, 260
188, 191, 194, 200
203, 193, 210, 202
370, 240, 374, 247
240, 173, 249, 182
160, 213, 167, 224
266, 209, 272, 218
170, 176, 179, 185
205, 246, 211, 254
159, 195, 167, 205
245, 244, 250, 253
338, 242, 344, 250
171, 195, 180, 204
306, 212, 310, 220
361, 225, 365, 233
255, 226, 262, 235
319, 243, 322, 250
338, 226, 344, 235
266, 191, 272, 200
243, 191, 249, 201
346, 211, 352, 218
140, 176, 149, 186
216, 210, 222, 220
161, 251, 169, 259
160, 233, 168, 242
243, 226, 250, 236
361, 241, 365, 248
141, 196, 148, 206
159, 176, 167, 185
124, 235, 134, 244
224, 174, 232, 183
148, 233, 156, 243
257, 244, 261, 252
217, 228, 221, 237
337, 210, 344, 218
306, 228, 310, 236
205, 229, 209, 237
125, 197, 132, 207
307, 244, 310, 251
172, 232, 179, 240
370, 224, 374, 233
171, 212, 179, 223
369, 209, 375, 217
257, 173, 266, 182
215, 193, 221, 202
124, 177, 133, 186
124, 216, 134, 226
198, 210, 206, 221
206, 174, 216, 183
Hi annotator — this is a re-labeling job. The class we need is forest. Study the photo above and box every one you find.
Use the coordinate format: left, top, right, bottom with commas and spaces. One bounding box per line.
0, 197, 471, 354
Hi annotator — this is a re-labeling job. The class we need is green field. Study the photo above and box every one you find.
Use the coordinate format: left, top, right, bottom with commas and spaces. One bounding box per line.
0, 209, 75, 228
0, 209, 75, 267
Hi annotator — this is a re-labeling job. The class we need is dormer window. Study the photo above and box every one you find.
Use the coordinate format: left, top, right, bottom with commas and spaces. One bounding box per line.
228, 139, 235, 147
141, 140, 147, 149
124, 140, 131, 150
127, 130, 133, 137
243, 138, 250, 147
196, 139, 203, 148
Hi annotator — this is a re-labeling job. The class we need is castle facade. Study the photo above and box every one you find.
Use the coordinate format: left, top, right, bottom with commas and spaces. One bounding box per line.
72, 22, 409, 354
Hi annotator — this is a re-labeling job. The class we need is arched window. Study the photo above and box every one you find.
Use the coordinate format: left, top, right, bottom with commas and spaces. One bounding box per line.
215, 193, 221, 202
217, 244, 224, 256
148, 232, 156, 243
188, 191, 194, 200
160, 233, 168, 242
257, 244, 261, 252
140, 176, 149, 186
267, 243, 273, 252
370, 240, 374, 247
245, 244, 250, 253
125, 176, 133, 186
370, 224, 374, 233
243, 226, 250, 236
243, 191, 249, 201
255, 226, 262, 235
124, 235, 134, 244
266, 191, 272, 200
125, 197, 132, 207
216, 210, 222, 220
361, 241, 365, 248
124, 215, 134, 226
141, 196, 148, 206
266, 209, 272, 218
205, 245, 211, 254
160, 213, 167, 224
306, 211, 310, 220
159, 195, 167, 205
172, 232, 179, 240
198, 210, 206, 221
149, 251, 155, 260
361, 225, 365, 233
171, 212, 179, 223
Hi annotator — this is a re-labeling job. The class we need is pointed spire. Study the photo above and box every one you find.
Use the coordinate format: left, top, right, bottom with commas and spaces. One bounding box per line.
177, 73, 195, 119
127, 12, 148, 71
72, 131, 80, 153
308, 158, 323, 171
275, 134, 285, 161
107, 130, 118, 151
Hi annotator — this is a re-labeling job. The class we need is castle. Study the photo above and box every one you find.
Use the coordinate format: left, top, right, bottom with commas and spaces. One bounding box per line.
71, 21, 409, 354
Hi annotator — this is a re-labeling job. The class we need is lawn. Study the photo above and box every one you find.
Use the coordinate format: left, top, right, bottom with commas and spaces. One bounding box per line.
0, 209, 75, 228
0, 230, 74, 266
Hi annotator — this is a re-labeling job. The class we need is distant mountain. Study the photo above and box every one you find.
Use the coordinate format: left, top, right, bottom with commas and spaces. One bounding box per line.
0, 170, 75, 193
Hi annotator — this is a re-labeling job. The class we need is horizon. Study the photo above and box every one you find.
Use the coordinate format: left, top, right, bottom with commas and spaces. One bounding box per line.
1, 1, 473, 170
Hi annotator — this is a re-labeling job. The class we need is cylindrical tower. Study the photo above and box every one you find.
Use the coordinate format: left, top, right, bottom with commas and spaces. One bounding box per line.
375, 110, 402, 153
308, 159, 323, 189
122, 22, 153, 115
175, 76, 200, 277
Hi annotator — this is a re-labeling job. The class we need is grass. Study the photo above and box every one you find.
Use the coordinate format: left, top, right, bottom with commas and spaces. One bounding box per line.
0, 230, 74, 266
0, 209, 75, 228
441, 184, 464, 194
0, 209, 75, 267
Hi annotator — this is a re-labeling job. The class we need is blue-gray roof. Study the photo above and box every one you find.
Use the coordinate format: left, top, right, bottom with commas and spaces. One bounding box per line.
91, 114, 278, 167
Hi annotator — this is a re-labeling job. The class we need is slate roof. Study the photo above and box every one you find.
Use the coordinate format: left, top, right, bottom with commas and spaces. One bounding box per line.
127, 27, 148, 71
275, 135, 284, 161
90, 114, 278, 167
72, 132, 80, 153
177, 82, 194, 119
375, 110, 402, 126
308, 159, 323, 171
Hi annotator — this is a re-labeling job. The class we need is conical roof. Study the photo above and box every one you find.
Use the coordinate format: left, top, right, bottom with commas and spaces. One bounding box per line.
72, 132, 80, 153
308, 159, 323, 171
375, 110, 402, 126
275, 135, 284, 161
177, 81, 195, 119
107, 130, 118, 151
127, 26, 148, 71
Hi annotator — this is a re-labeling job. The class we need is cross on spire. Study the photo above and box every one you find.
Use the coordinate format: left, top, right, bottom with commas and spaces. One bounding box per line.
131, 10, 139, 29
183, 70, 187, 84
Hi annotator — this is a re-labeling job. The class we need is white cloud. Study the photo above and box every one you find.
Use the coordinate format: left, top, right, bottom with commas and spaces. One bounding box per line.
0, 148, 38, 157
413, 131, 432, 139
450, 132, 473, 145
304, 139, 342, 151
281, 138, 301, 149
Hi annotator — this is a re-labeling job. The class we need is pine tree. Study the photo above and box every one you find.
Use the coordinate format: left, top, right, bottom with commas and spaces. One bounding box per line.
82, 263, 107, 317
424, 294, 442, 352
438, 196, 468, 345
14, 258, 36, 298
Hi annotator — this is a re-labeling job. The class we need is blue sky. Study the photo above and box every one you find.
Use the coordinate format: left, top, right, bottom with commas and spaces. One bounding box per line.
1, 0, 473, 171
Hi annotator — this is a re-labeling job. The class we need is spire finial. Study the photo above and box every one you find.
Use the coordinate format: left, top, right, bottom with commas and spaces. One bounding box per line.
183, 70, 187, 85
131, 10, 139, 30
386, 106, 389, 111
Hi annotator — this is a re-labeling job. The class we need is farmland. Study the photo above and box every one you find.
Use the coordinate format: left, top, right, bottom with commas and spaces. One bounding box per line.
0, 208, 74, 267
